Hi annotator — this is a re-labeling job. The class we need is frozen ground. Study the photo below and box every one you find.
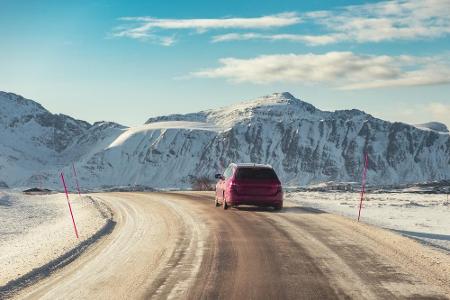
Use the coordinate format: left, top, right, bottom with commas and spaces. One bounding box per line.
0, 191, 112, 289
287, 191, 450, 252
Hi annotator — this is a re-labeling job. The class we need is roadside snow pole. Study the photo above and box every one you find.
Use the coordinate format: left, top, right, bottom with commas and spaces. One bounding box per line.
357, 152, 369, 222
72, 163, 82, 200
60, 172, 79, 239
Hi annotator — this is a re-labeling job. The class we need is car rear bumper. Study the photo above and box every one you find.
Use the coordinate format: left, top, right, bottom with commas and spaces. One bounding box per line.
227, 193, 283, 207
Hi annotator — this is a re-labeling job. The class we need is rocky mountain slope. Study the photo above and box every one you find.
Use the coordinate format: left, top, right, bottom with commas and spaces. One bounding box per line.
0, 91, 449, 189
0, 91, 124, 187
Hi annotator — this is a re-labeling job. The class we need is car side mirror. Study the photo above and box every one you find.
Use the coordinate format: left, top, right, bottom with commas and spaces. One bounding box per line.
215, 173, 224, 180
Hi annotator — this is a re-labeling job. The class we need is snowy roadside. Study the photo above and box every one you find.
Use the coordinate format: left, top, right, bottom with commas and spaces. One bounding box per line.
0, 191, 113, 293
286, 191, 450, 252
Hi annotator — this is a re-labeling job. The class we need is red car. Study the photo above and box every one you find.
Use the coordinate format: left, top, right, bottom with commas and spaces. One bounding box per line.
214, 163, 283, 210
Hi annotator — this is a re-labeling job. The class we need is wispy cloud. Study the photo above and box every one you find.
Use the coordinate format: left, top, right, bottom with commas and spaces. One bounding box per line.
212, 0, 450, 45
191, 52, 450, 89
211, 33, 344, 46
119, 12, 300, 30
113, 13, 301, 45
112, 1, 450, 46
310, 0, 450, 43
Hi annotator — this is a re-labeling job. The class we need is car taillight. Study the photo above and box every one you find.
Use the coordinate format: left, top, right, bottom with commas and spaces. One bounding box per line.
230, 183, 238, 193
276, 185, 282, 193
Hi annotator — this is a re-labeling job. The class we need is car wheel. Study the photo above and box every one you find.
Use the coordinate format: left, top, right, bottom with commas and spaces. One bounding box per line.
273, 204, 283, 211
223, 197, 228, 210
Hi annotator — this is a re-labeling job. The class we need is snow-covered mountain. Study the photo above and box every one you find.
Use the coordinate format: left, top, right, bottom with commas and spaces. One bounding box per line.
0, 91, 124, 188
1, 91, 449, 189
414, 122, 449, 133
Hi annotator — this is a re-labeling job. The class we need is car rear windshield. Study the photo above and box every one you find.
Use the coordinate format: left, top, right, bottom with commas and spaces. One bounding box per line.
235, 167, 278, 180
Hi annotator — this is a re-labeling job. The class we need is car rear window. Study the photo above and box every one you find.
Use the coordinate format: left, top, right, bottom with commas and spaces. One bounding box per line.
235, 167, 278, 180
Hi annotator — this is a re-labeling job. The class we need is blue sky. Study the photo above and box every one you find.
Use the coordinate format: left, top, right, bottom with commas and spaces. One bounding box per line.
1, 0, 450, 127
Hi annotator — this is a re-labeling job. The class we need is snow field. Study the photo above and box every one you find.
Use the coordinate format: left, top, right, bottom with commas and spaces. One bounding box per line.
0, 191, 111, 287
286, 191, 450, 252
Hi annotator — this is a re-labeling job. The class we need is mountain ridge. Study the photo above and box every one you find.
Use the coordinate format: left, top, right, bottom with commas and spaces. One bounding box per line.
0, 90, 449, 189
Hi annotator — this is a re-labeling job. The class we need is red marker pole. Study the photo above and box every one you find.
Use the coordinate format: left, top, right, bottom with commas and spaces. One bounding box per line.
72, 163, 82, 199
357, 152, 369, 222
60, 172, 79, 239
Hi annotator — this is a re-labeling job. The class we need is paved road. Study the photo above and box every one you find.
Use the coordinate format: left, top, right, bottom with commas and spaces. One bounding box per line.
17, 192, 450, 299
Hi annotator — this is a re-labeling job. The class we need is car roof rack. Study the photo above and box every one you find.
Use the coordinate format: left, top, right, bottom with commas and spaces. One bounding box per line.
230, 162, 273, 168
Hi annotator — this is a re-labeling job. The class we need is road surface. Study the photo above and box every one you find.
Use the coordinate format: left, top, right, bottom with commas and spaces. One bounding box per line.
16, 192, 450, 299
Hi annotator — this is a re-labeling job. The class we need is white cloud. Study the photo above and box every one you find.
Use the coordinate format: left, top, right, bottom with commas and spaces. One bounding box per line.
112, 27, 177, 46
113, 0, 450, 46
159, 35, 176, 46
113, 1, 450, 45
212, 0, 450, 45
309, 0, 450, 43
211, 33, 344, 46
113, 13, 301, 44
191, 52, 450, 89
119, 12, 300, 30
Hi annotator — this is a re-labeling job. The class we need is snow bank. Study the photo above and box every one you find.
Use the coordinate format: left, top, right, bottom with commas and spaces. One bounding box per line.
0, 191, 113, 292
286, 191, 450, 252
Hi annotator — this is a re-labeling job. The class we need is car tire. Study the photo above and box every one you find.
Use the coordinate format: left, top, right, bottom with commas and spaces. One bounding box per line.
223, 197, 228, 210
